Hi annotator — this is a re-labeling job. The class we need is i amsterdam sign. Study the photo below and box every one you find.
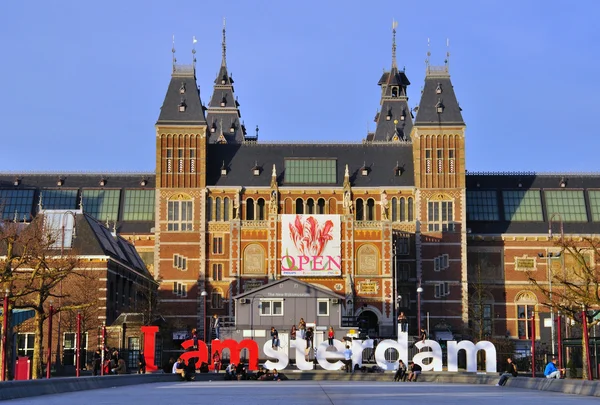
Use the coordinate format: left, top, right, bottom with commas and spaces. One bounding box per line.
141, 327, 497, 373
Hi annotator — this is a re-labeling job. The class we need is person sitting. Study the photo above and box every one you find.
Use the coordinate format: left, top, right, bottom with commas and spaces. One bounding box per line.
225, 362, 237, 380
256, 366, 267, 380
163, 357, 175, 374
407, 361, 422, 382
271, 327, 280, 349
113, 358, 127, 374
394, 360, 407, 382
235, 362, 247, 380
544, 358, 565, 379
173, 358, 187, 380
496, 357, 518, 386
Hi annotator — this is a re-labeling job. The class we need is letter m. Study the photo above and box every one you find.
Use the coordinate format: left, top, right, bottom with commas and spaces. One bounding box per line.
211, 339, 260, 371
447, 340, 497, 373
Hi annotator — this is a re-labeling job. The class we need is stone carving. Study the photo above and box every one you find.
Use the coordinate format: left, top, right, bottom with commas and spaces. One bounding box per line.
343, 190, 353, 214
233, 193, 240, 219
380, 191, 389, 221
269, 189, 278, 215
243, 244, 265, 274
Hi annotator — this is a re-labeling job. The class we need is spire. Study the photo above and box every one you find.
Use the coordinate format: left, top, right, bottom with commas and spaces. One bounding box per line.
192, 36, 197, 71
171, 35, 176, 72
391, 19, 398, 69
221, 17, 227, 67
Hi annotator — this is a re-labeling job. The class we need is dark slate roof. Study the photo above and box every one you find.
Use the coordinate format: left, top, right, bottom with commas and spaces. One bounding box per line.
206, 66, 246, 144
206, 142, 415, 187
80, 213, 151, 276
466, 173, 600, 234
372, 67, 413, 142
414, 67, 464, 126
233, 277, 343, 299
0, 173, 154, 189
156, 66, 207, 126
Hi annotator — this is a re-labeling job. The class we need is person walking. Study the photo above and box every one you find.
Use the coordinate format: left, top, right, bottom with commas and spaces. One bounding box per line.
496, 357, 518, 386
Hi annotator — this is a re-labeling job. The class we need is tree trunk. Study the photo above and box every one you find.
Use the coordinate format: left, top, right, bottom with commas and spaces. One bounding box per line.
31, 309, 45, 379
581, 335, 589, 380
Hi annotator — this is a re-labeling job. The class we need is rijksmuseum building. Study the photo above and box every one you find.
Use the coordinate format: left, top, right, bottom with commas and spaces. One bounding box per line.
2, 27, 599, 351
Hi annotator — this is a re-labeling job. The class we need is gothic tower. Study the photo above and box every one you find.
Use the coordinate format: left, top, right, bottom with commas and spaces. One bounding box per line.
155, 43, 209, 339
411, 54, 467, 331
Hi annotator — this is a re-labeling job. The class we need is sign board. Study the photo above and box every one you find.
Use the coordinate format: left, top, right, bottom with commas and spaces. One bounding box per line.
280, 214, 341, 276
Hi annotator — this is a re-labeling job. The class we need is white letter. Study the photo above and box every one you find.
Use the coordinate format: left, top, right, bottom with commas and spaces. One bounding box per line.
316, 340, 346, 371
263, 341, 289, 370
447, 340, 496, 373
413, 340, 443, 371
375, 333, 408, 371
290, 338, 313, 371
351, 339, 373, 368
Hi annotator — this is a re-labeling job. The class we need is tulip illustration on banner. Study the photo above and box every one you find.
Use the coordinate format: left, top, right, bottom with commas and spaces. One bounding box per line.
281, 215, 341, 276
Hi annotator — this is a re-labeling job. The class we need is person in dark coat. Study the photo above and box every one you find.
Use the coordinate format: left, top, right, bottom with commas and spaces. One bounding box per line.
138, 350, 146, 374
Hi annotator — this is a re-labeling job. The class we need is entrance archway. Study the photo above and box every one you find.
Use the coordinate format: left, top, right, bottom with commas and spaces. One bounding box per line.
357, 310, 379, 338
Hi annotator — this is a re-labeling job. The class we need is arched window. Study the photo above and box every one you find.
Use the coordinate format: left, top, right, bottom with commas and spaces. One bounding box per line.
317, 198, 325, 214
211, 288, 224, 309
400, 198, 406, 222
257, 198, 265, 220
306, 199, 315, 214
391, 197, 398, 221
355, 199, 364, 221
215, 197, 221, 221
246, 198, 255, 220
223, 197, 230, 221
206, 197, 213, 221
295, 198, 304, 215
391, 86, 398, 97
366, 198, 375, 221
408, 197, 414, 221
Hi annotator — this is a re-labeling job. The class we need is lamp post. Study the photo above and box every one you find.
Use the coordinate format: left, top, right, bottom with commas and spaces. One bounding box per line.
531, 310, 536, 378
46, 304, 55, 379
57, 210, 77, 373
75, 312, 81, 377
547, 212, 564, 360
200, 290, 208, 342
1, 289, 9, 382
557, 311, 563, 370
538, 251, 561, 357
416, 281, 423, 333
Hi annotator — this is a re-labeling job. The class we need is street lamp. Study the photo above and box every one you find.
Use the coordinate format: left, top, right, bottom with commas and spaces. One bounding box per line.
538, 251, 561, 357
1, 289, 9, 382
416, 282, 424, 333
200, 290, 208, 342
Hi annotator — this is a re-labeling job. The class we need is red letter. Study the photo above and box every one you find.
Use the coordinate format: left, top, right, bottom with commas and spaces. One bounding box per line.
141, 326, 159, 372
211, 339, 260, 370
180, 339, 209, 369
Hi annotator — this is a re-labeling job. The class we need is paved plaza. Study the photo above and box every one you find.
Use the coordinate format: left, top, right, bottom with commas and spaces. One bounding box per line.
2, 381, 598, 404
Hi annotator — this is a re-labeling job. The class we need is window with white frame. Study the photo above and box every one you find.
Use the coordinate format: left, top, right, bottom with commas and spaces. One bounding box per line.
173, 254, 187, 271
167, 199, 193, 231
434, 254, 449, 271
260, 299, 283, 316
173, 282, 187, 297
16, 333, 34, 357
427, 200, 454, 232
434, 282, 450, 298
317, 299, 329, 316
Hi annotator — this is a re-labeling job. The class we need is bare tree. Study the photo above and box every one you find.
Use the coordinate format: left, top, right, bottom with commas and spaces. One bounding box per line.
527, 236, 600, 380
0, 217, 84, 378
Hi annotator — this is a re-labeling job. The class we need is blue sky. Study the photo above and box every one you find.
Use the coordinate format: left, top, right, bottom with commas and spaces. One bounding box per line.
0, 1, 597, 173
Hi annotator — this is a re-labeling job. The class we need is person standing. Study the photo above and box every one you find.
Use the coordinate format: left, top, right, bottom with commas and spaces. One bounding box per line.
213, 314, 220, 340
298, 318, 306, 340
328, 326, 335, 346
92, 348, 101, 376
290, 325, 297, 340
343, 345, 353, 373
138, 350, 146, 374
271, 327, 280, 349
397, 312, 408, 333
496, 357, 518, 386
